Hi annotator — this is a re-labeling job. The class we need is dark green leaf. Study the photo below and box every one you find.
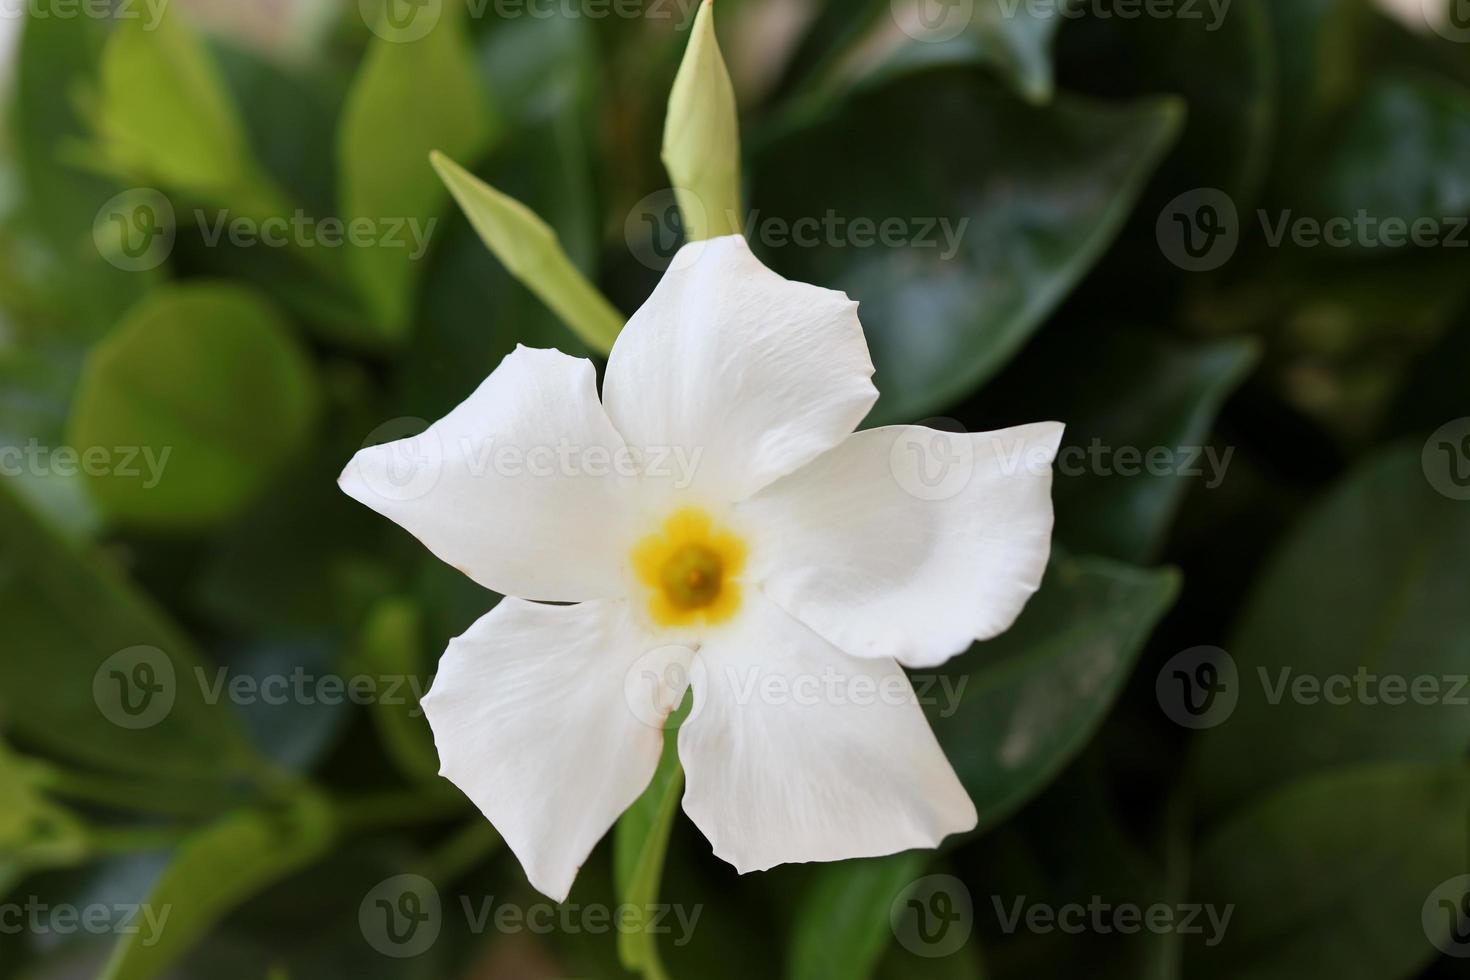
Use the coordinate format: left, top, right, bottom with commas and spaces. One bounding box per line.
789, 555, 1176, 980
752, 71, 1181, 423
1193, 445, 1470, 815
1186, 762, 1470, 980
787, 851, 930, 980
932, 554, 1179, 833
1048, 329, 1258, 564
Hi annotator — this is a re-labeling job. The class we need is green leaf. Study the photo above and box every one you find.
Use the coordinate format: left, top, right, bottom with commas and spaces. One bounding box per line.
100, 794, 336, 980
931, 553, 1180, 833
613, 705, 687, 980
0, 743, 91, 875
751, 71, 1182, 423
0, 478, 258, 782
787, 851, 930, 980
1192, 445, 1470, 816
1048, 329, 1259, 564
1186, 762, 1470, 980
338, 4, 495, 338
68, 282, 319, 529
92, 5, 284, 215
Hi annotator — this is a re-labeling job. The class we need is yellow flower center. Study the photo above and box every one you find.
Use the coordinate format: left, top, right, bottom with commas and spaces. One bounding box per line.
632, 507, 746, 628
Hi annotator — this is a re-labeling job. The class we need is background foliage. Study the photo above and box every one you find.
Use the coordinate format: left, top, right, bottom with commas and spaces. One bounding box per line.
1, 0, 1468, 977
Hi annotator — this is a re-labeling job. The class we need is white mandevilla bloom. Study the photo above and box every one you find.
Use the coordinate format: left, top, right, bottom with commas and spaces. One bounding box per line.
340, 235, 1062, 902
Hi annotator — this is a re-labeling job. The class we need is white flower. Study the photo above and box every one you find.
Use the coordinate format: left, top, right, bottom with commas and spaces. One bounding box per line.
340, 235, 1062, 902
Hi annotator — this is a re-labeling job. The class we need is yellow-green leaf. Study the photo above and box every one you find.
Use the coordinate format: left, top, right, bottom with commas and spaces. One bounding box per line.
431, 151, 624, 354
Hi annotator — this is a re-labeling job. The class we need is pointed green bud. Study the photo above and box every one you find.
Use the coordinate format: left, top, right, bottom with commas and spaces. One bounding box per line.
662, 0, 743, 241
430, 152, 624, 355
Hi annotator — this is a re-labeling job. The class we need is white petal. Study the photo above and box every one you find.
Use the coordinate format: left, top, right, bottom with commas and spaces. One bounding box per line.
739, 422, 1063, 669
339, 346, 640, 601
602, 235, 878, 503
422, 598, 690, 902
678, 593, 976, 873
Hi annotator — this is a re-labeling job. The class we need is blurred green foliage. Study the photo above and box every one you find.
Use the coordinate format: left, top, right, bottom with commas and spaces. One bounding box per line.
0, 0, 1467, 978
